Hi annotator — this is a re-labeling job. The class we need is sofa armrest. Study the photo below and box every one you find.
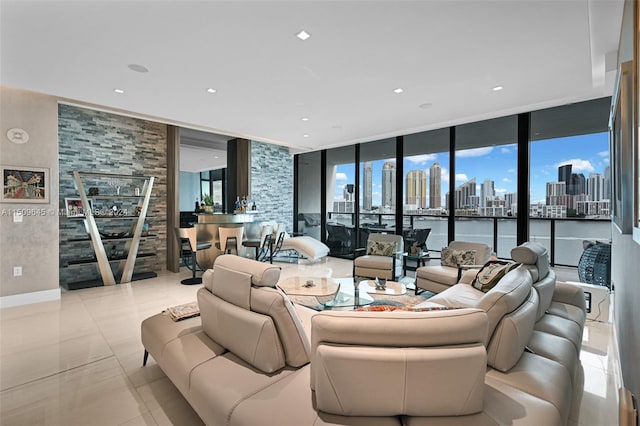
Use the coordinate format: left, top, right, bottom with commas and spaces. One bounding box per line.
456, 264, 483, 281
553, 282, 587, 310
459, 268, 479, 285
353, 247, 366, 258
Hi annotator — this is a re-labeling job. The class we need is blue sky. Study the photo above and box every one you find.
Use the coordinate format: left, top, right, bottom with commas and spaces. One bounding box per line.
334, 132, 609, 206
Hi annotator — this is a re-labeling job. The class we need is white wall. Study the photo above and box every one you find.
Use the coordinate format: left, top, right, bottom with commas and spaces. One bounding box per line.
0, 87, 60, 306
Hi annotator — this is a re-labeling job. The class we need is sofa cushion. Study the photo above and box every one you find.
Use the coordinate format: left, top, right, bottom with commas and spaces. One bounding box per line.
311, 309, 488, 416
486, 289, 538, 372
473, 266, 532, 344
215, 254, 281, 287
356, 255, 393, 269
511, 242, 550, 279
249, 287, 311, 367
441, 247, 476, 267
198, 288, 286, 373
211, 264, 252, 309
416, 265, 461, 286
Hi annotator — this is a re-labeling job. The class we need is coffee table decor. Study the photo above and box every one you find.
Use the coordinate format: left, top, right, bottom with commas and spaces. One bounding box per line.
360, 279, 407, 296
277, 276, 341, 305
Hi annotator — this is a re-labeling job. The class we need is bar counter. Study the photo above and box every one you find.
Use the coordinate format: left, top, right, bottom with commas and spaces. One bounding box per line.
195, 213, 255, 268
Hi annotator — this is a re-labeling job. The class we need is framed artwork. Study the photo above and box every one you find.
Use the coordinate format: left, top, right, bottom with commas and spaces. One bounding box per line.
65, 197, 93, 218
1, 166, 50, 203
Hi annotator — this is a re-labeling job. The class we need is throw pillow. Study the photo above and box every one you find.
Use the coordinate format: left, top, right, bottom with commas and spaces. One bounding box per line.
472, 261, 521, 292
367, 240, 396, 256
441, 247, 476, 268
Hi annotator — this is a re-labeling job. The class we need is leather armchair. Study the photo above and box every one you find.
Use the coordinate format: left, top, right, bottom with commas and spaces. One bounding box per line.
415, 241, 492, 294
353, 233, 403, 281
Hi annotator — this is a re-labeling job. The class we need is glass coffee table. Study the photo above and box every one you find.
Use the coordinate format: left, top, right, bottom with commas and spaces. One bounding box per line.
278, 277, 374, 310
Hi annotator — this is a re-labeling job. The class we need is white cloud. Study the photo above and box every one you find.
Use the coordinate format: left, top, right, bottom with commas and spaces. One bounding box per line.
501, 147, 510, 154
556, 159, 594, 173
597, 151, 609, 157
335, 172, 347, 181
507, 168, 515, 173
502, 177, 511, 182
455, 173, 469, 182
457, 147, 493, 157
495, 188, 507, 194
440, 167, 449, 183
406, 154, 437, 164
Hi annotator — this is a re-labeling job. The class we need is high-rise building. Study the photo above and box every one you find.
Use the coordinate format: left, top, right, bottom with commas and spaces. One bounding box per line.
558, 164, 572, 189
587, 173, 605, 201
546, 181, 566, 197
381, 161, 396, 208
603, 166, 611, 200
429, 162, 441, 208
481, 179, 494, 208
455, 178, 476, 209
343, 184, 355, 202
363, 161, 373, 211
571, 173, 586, 195
405, 170, 427, 208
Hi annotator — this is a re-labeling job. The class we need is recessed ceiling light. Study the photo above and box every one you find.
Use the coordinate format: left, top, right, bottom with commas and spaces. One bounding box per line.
301, 117, 309, 121
303, 134, 309, 138
296, 30, 311, 40
393, 88, 404, 94
419, 103, 433, 109
127, 64, 149, 73
492, 85, 504, 91
114, 88, 125, 94
206, 88, 217, 94
214, 156, 219, 159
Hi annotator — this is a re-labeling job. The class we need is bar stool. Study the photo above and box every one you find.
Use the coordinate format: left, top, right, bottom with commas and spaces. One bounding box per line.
242, 224, 272, 261
215, 226, 244, 255
175, 227, 212, 285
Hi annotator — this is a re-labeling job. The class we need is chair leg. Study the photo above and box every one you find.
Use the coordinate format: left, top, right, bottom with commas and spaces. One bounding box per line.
143, 349, 149, 366
180, 251, 203, 285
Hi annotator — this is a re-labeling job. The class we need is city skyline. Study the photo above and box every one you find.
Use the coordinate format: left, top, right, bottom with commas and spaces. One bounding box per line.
333, 132, 609, 211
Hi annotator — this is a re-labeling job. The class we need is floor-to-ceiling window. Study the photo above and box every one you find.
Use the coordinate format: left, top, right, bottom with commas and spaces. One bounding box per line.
403, 129, 450, 251
359, 138, 396, 247
454, 116, 518, 257
295, 96, 611, 266
296, 152, 322, 240
530, 98, 611, 266
326, 146, 356, 257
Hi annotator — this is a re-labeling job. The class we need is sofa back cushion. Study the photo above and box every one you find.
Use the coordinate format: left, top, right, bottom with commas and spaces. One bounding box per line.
486, 289, 539, 372
198, 287, 285, 373
311, 308, 488, 417
449, 241, 492, 264
511, 242, 555, 319
200, 255, 310, 372
473, 265, 533, 344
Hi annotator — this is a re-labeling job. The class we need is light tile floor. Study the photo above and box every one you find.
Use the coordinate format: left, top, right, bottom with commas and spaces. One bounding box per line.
0, 257, 619, 425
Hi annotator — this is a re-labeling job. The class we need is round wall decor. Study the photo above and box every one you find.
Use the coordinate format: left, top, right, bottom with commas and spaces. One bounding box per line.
6, 128, 29, 144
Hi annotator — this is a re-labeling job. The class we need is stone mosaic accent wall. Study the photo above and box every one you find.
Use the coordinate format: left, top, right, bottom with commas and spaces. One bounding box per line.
250, 141, 293, 233
58, 105, 167, 288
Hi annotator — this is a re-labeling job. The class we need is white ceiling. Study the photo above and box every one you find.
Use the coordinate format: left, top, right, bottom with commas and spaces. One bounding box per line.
1, 0, 624, 157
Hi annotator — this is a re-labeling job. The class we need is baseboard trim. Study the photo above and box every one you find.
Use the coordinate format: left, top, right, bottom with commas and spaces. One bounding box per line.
0, 288, 61, 309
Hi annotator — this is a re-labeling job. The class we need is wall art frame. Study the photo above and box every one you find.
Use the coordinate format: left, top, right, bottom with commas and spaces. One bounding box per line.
64, 197, 93, 218
1, 165, 50, 203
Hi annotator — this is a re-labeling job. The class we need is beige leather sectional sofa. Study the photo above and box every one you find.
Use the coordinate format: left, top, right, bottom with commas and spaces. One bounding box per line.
141, 242, 586, 425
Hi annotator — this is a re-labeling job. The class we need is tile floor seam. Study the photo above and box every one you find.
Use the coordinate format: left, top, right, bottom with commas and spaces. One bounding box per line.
0, 354, 115, 393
